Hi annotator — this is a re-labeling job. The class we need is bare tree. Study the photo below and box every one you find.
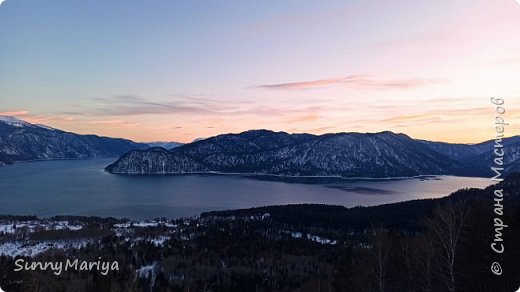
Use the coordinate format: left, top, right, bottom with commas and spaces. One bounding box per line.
425, 199, 469, 292
418, 235, 435, 292
399, 236, 416, 292
371, 226, 390, 292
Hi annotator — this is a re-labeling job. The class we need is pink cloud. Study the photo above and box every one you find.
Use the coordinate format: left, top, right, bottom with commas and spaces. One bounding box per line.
88, 120, 139, 127
255, 75, 443, 90
26, 115, 76, 124
0, 110, 75, 124
0, 110, 29, 116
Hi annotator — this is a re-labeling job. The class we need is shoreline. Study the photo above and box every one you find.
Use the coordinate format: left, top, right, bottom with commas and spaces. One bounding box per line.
107, 170, 489, 181
3, 157, 492, 180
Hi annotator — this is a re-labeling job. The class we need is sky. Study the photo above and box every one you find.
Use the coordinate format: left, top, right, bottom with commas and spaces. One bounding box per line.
0, 0, 519, 143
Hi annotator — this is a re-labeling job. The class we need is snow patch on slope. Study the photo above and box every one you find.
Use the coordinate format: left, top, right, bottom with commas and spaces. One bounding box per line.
0, 116, 32, 127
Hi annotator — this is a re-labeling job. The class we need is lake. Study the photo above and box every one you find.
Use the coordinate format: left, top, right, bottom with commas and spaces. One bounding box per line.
0, 159, 493, 219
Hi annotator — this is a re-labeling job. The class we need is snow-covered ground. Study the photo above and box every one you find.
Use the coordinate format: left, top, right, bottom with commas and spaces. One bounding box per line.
111, 219, 179, 246
136, 263, 158, 278
288, 231, 337, 245
148, 236, 170, 246
0, 240, 90, 257
114, 220, 177, 228
0, 220, 83, 235
0, 219, 88, 257
121, 236, 171, 247
307, 234, 337, 245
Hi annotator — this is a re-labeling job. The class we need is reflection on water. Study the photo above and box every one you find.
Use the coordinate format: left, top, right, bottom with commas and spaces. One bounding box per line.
0, 159, 493, 219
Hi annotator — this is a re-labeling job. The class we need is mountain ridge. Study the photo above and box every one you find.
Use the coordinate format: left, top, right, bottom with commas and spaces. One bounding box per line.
0, 116, 180, 166
106, 129, 515, 178
2, 116, 518, 177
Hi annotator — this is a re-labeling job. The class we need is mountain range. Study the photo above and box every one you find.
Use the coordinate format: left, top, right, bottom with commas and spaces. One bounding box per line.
2, 116, 518, 177
0, 116, 180, 167
106, 129, 520, 178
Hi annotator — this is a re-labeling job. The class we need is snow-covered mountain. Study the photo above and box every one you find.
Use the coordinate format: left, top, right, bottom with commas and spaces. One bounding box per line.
3, 116, 518, 177
105, 129, 520, 178
0, 116, 34, 128
0, 116, 148, 166
418, 136, 520, 176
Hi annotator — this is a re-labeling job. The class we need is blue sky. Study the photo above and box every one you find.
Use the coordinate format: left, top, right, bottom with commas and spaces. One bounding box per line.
0, 0, 519, 142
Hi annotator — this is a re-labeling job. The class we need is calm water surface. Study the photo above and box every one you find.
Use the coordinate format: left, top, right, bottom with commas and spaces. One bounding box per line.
0, 159, 493, 219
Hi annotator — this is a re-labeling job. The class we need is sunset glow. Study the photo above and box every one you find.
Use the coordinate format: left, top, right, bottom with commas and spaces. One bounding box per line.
0, 0, 519, 143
